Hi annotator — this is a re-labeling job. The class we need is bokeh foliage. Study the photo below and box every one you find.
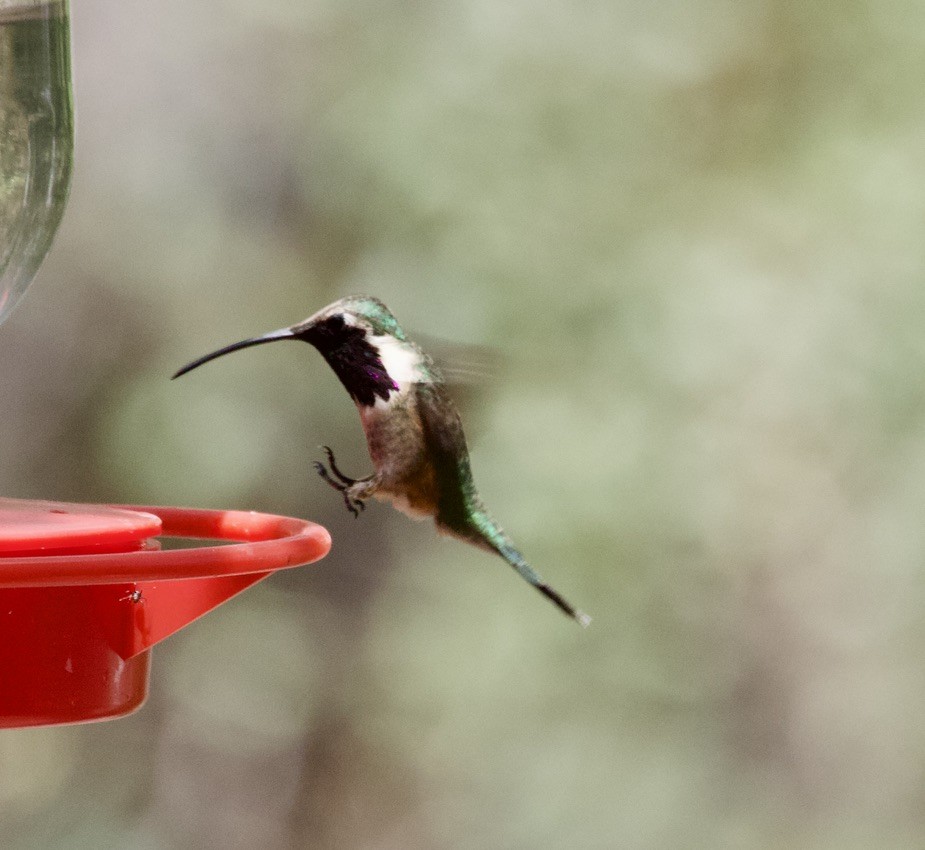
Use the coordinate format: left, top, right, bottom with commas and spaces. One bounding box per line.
2, 1, 925, 847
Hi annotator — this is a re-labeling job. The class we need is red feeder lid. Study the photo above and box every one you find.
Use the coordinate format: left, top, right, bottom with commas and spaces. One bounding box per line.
0, 498, 162, 555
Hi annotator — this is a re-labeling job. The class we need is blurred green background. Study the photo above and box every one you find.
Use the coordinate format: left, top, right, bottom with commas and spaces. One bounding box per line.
3, 1, 925, 847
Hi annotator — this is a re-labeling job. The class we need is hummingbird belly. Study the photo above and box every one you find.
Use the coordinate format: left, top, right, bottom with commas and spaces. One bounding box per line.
359, 392, 440, 519
376, 470, 439, 519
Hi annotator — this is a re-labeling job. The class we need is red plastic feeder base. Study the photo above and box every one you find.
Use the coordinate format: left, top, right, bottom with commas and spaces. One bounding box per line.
0, 499, 330, 728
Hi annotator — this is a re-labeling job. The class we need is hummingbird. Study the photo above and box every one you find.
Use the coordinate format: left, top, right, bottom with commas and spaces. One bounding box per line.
173, 296, 590, 626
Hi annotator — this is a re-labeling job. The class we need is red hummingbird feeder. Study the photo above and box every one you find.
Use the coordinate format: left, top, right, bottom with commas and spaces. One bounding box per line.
0, 500, 330, 727
0, 2, 332, 726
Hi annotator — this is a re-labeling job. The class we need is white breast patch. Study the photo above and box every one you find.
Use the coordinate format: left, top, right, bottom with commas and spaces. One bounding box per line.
370, 335, 423, 385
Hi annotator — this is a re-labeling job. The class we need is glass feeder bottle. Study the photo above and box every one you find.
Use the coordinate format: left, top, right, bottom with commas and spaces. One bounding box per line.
0, 0, 73, 326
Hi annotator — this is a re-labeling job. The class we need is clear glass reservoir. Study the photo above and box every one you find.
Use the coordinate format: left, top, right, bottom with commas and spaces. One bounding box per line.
0, 0, 73, 325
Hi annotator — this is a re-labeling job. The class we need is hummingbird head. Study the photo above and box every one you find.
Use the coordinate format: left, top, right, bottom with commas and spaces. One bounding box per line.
296, 295, 408, 342
173, 296, 419, 408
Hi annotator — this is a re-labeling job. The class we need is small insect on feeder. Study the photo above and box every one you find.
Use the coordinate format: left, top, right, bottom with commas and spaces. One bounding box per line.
0, 2, 331, 726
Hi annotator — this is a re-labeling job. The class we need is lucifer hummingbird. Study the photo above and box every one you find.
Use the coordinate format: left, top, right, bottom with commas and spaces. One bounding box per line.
173, 296, 590, 626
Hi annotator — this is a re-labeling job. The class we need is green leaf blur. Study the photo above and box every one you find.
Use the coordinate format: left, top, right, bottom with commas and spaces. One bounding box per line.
1, 1, 924, 848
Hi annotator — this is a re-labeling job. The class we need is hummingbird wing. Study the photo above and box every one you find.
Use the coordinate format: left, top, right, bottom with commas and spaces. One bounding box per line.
412, 333, 500, 436
413, 333, 500, 386
414, 381, 481, 535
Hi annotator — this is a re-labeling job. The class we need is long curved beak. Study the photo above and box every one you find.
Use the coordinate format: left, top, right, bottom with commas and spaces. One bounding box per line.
172, 327, 297, 379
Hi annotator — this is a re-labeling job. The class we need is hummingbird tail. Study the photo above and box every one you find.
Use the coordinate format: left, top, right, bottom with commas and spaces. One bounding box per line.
495, 540, 591, 628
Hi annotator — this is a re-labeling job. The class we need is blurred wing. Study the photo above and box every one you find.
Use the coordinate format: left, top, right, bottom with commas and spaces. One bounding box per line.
412, 332, 502, 427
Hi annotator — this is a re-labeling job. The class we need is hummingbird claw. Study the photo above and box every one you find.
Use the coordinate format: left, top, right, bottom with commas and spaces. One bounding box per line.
314, 461, 347, 492
321, 445, 356, 485
343, 493, 360, 518
316, 456, 368, 518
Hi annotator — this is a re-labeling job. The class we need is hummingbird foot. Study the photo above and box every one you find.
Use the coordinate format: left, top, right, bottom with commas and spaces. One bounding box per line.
314, 458, 366, 518
320, 445, 356, 485
342, 492, 365, 519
